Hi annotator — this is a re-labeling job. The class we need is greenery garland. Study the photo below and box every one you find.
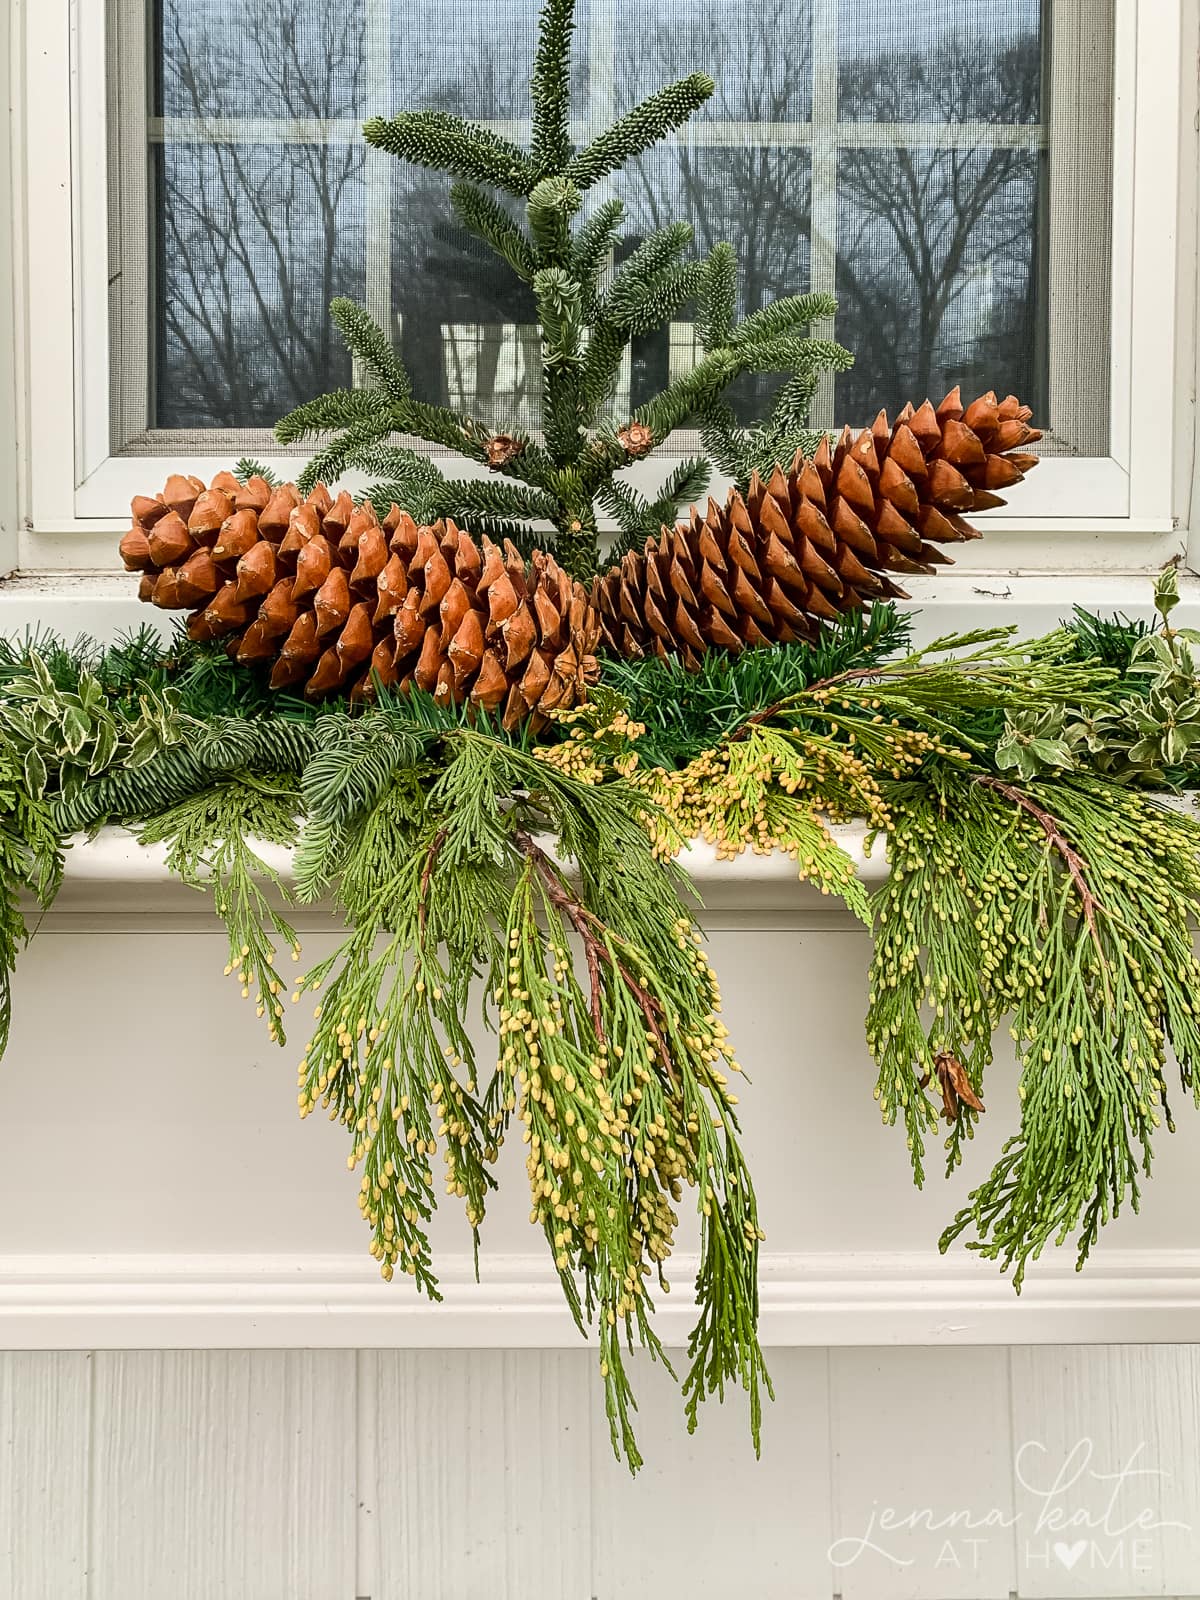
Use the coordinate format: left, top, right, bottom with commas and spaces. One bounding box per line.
2, 575, 1199, 1466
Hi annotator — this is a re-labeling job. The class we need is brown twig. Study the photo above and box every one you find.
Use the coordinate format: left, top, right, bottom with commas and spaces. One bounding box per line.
974, 776, 1105, 952
513, 829, 674, 1073
730, 664, 891, 741
417, 827, 448, 938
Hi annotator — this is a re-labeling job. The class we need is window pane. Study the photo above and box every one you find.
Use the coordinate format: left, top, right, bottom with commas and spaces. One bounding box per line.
613, 0, 814, 122
125, 0, 1112, 459
837, 0, 1043, 124
156, 0, 367, 121
835, 144, 1042, 425
153, 140, 366, 428
388, 1, 589, 121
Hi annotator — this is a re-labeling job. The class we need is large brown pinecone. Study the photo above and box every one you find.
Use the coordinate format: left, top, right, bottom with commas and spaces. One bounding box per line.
120, 472, 599, 729
592, 388, 1041, 667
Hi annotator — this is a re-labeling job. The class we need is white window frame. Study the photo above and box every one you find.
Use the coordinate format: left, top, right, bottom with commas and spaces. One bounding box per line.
5, 0, 1197, 579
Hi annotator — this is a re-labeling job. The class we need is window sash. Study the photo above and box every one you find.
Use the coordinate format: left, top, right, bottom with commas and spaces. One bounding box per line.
13, 0, 1187, 571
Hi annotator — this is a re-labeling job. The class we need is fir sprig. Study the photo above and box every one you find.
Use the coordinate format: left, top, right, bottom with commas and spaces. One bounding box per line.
274, 0, 852, 576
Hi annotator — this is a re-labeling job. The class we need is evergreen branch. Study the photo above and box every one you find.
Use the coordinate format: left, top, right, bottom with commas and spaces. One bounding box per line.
738, 334, 854, 377
428, 478, 559, 525
233, 458, 280, 488
572, 198, 626, 314
296, 423, 394, 498
974, 775, 1103, 949
135, 775, 301, 1045
329, 298, 412, 403
534, 267, 585, 367
363, 111, 539, 196
607, 262, 705, 337
578, 318, 632, 419
730, 292, 840, 347
530, 0, 576, 174
633, 347, 742, 441
566, 74, 716, 189
596, 477, 653, 539
274, 388, 395, 447
607, 222, 694, 297
449, 184, 537, 282
698, 242, 738, 350
528, 175, 583, 265
647, 455, 711, 528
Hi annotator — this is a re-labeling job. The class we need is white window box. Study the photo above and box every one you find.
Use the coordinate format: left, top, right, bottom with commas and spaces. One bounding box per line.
2, 823, 1199, 1350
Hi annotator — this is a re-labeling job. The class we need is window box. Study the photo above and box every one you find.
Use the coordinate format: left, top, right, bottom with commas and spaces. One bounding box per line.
1, 824, 1198, 1349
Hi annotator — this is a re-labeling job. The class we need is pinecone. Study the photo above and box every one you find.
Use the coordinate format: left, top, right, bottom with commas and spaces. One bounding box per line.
120, 472, 600, 729
592, 388, 1041, 667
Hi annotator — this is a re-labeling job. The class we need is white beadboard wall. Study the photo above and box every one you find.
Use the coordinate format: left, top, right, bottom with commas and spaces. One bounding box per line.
1, 1346, 1199, 1600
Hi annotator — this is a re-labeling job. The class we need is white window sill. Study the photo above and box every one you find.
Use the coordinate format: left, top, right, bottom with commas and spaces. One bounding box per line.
44, 823, 884, 921
2, 569, 1200, 648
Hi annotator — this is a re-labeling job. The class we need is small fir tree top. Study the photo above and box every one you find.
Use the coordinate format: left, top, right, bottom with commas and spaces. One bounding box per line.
274, 0, 853, 579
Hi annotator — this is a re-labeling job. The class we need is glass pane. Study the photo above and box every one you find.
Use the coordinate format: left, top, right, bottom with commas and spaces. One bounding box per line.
154, 140, 366, 428
613, 0, 814, 123
132, 0, 1109, 455
156, 0, 367, 120
616, 144, 812, 421
838, 0, 1043, 124
388, 1, 589, 121
835, 143, 1043, 424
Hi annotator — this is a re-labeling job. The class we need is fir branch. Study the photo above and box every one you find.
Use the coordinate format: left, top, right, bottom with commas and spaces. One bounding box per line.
607, 262, 706, 338
233, 458, 280, 488
274, 387, 395, 448
566, 74, 715, 190
698, 241, 738, 350
363, 111, 539, 196
730, 292, 839, 347
449, 184, 537, 282
528, 175, 583, 264
572, 198, 625, 314
136, 775, 301, 1045
530, 0, 577, 175
329, 298, 412, 404
535, 267, 585, 367
428, 478, 559, 526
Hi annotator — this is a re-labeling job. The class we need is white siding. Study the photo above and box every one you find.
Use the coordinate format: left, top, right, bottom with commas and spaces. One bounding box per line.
0, 1347, 1197, 1599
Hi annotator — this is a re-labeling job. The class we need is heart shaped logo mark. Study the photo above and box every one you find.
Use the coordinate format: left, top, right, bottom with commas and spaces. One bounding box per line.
1054, 1540, 1088, 1571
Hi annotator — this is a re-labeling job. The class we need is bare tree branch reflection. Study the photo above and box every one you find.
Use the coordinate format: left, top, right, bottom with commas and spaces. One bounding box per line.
152, 0, 1045, 434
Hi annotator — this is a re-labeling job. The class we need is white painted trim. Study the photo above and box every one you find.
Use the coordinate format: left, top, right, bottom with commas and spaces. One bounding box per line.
1, 1248, 1198, 1348
10, 0, 1194, 563
3, 568, 1197, 643
0, 0, 20, 575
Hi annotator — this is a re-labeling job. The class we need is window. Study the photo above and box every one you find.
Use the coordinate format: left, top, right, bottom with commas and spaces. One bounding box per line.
11, 0, 1194, 572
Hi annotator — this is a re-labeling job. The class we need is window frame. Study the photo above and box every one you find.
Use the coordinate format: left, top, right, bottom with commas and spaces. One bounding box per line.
8, 0, 1196, 577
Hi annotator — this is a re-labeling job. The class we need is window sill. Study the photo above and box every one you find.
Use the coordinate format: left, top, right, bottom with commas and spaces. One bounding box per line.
2, 569, 1200, 648
46, 822, 884, 920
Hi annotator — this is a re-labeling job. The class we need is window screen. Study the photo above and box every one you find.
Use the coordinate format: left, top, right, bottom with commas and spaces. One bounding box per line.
113, 0, 1113, 458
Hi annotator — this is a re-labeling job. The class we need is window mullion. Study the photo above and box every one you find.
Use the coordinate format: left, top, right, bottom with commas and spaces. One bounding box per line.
809, 0, 840, 429
361, 0, 394, 392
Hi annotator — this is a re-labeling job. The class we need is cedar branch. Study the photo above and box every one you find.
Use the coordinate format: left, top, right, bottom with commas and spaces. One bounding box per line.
513, 829, 673, 1071
974, 775, 1105, 948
